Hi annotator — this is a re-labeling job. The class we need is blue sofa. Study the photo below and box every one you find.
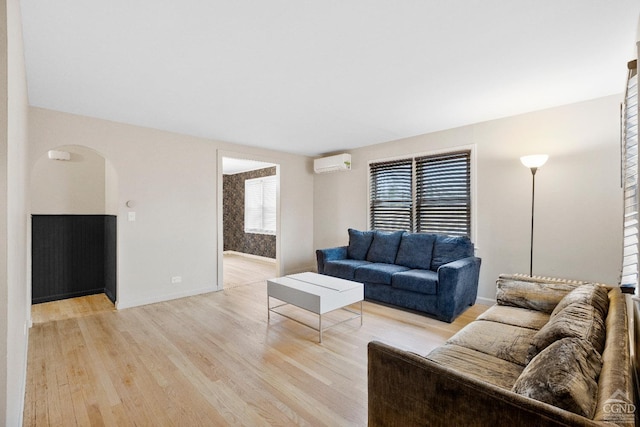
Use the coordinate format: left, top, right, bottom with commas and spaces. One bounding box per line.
316, 229, 481, 322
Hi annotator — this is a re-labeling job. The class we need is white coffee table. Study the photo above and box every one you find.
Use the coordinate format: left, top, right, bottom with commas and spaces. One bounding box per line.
267, 272, 364, 343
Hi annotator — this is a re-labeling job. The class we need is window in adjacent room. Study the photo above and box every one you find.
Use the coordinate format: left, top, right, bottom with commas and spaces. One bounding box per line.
245, 175, 277, 235
369, 149, 472, 237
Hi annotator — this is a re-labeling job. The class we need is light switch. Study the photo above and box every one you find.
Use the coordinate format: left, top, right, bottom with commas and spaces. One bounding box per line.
128, 212, 136, 221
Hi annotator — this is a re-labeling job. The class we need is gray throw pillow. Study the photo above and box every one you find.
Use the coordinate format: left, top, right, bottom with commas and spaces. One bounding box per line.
513, 338, 602, 419
496, 277, 577, 314
526, 301, 606, 363
550, 283, 609, 320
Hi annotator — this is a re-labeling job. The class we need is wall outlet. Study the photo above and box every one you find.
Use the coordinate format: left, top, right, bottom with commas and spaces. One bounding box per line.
171, 276, 182, 284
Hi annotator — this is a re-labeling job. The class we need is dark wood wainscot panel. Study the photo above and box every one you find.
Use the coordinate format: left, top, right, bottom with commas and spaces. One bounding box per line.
32, 215, 117, 304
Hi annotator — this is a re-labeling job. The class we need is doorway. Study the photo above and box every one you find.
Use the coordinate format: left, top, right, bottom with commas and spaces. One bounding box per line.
30, 145, 118, 307
220, 155, 280, 288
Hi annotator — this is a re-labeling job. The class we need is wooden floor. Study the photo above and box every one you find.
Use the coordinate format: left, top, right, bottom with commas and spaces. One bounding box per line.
223, 253, 277, 289
24, 278, 488, 426
31, 293, 115, 324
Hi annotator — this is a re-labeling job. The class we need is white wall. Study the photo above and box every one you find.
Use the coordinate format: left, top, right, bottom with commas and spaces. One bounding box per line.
105, 158, 118, 215
314, 95, 623, 304
1, 0, 30, 424
29, 107, 315, 309
31, 145, 107, 214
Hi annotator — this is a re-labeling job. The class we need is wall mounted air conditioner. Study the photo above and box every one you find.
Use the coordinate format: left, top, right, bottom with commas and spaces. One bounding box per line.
313, 153, 351, 174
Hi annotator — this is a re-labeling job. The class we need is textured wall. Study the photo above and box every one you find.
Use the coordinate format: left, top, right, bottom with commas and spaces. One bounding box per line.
223, 167, 276, 258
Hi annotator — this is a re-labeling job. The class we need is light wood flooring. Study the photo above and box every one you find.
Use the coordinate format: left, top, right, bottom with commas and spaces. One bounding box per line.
223, 253, 277, 289
24, 277, 488, 426
31, 293, 115, 324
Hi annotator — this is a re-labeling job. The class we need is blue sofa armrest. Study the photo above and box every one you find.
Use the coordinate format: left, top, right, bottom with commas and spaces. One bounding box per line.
436, 256, 481, 322
316, 246, 348, 274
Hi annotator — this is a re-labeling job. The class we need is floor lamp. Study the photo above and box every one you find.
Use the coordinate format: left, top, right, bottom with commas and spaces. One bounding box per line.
520, 154, 549, 277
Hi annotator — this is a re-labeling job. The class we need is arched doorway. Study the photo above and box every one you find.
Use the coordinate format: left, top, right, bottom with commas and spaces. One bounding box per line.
30, 145, 118, 307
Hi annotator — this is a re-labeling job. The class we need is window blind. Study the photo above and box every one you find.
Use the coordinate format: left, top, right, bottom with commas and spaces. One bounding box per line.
621, 60, 638, 290
369, 159, 413, 231
369, 150, 472, 236
416, 151, 471, 237
245, 176, 276, 234
262, 176, 277, 233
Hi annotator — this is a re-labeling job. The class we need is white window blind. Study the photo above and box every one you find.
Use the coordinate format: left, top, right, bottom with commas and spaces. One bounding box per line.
245, 176, 276, 235
621, 59, 638, 290
369, 150, 472, 237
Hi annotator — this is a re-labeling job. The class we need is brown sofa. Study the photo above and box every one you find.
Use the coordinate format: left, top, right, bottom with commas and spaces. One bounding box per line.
368, 274, 635, 427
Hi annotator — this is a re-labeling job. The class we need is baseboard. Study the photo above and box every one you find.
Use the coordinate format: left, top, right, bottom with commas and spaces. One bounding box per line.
475, 296, 495, 306
223, 250, 276, 264
116, 285, 217, 310
289, 265, 318, 275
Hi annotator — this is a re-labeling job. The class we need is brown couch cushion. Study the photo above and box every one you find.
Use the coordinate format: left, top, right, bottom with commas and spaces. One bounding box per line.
427, 344, 524, 390
513, 338, 602, 419
446, 320, 536, 366
477, 305, 550, 330
550, 283, 609, 319
527, 301, 606, 363
496, 276, 579, 314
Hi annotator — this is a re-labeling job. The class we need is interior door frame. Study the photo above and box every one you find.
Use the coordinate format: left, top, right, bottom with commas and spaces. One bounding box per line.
216, 150, 282, 290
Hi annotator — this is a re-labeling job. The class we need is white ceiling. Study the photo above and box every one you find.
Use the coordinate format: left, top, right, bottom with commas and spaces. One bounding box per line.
20, 1, 640, 157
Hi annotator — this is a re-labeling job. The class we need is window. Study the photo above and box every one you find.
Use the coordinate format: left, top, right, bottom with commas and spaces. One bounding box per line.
369, 159, 413, 231
245, 175, 276, 235
416, 152, 471, 236
369, 150, 472, 237
621, 59, 638, 291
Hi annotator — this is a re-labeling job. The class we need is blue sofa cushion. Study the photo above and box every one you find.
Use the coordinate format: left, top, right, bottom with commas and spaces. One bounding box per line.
366, 230, 404, 264
347, 229, 374, 260
355, 263, 410, 285
395, 232, 436, 270
324, 259, 371, 280
431, 235, 474, 270
391, 269, 438, 295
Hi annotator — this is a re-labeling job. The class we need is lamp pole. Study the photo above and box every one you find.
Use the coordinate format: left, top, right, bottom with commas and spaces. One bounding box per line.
528, 167, 537, 277
520, 155, 548, 277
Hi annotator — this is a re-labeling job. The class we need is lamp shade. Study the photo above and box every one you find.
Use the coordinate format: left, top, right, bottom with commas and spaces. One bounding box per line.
520, 154, 549, 169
